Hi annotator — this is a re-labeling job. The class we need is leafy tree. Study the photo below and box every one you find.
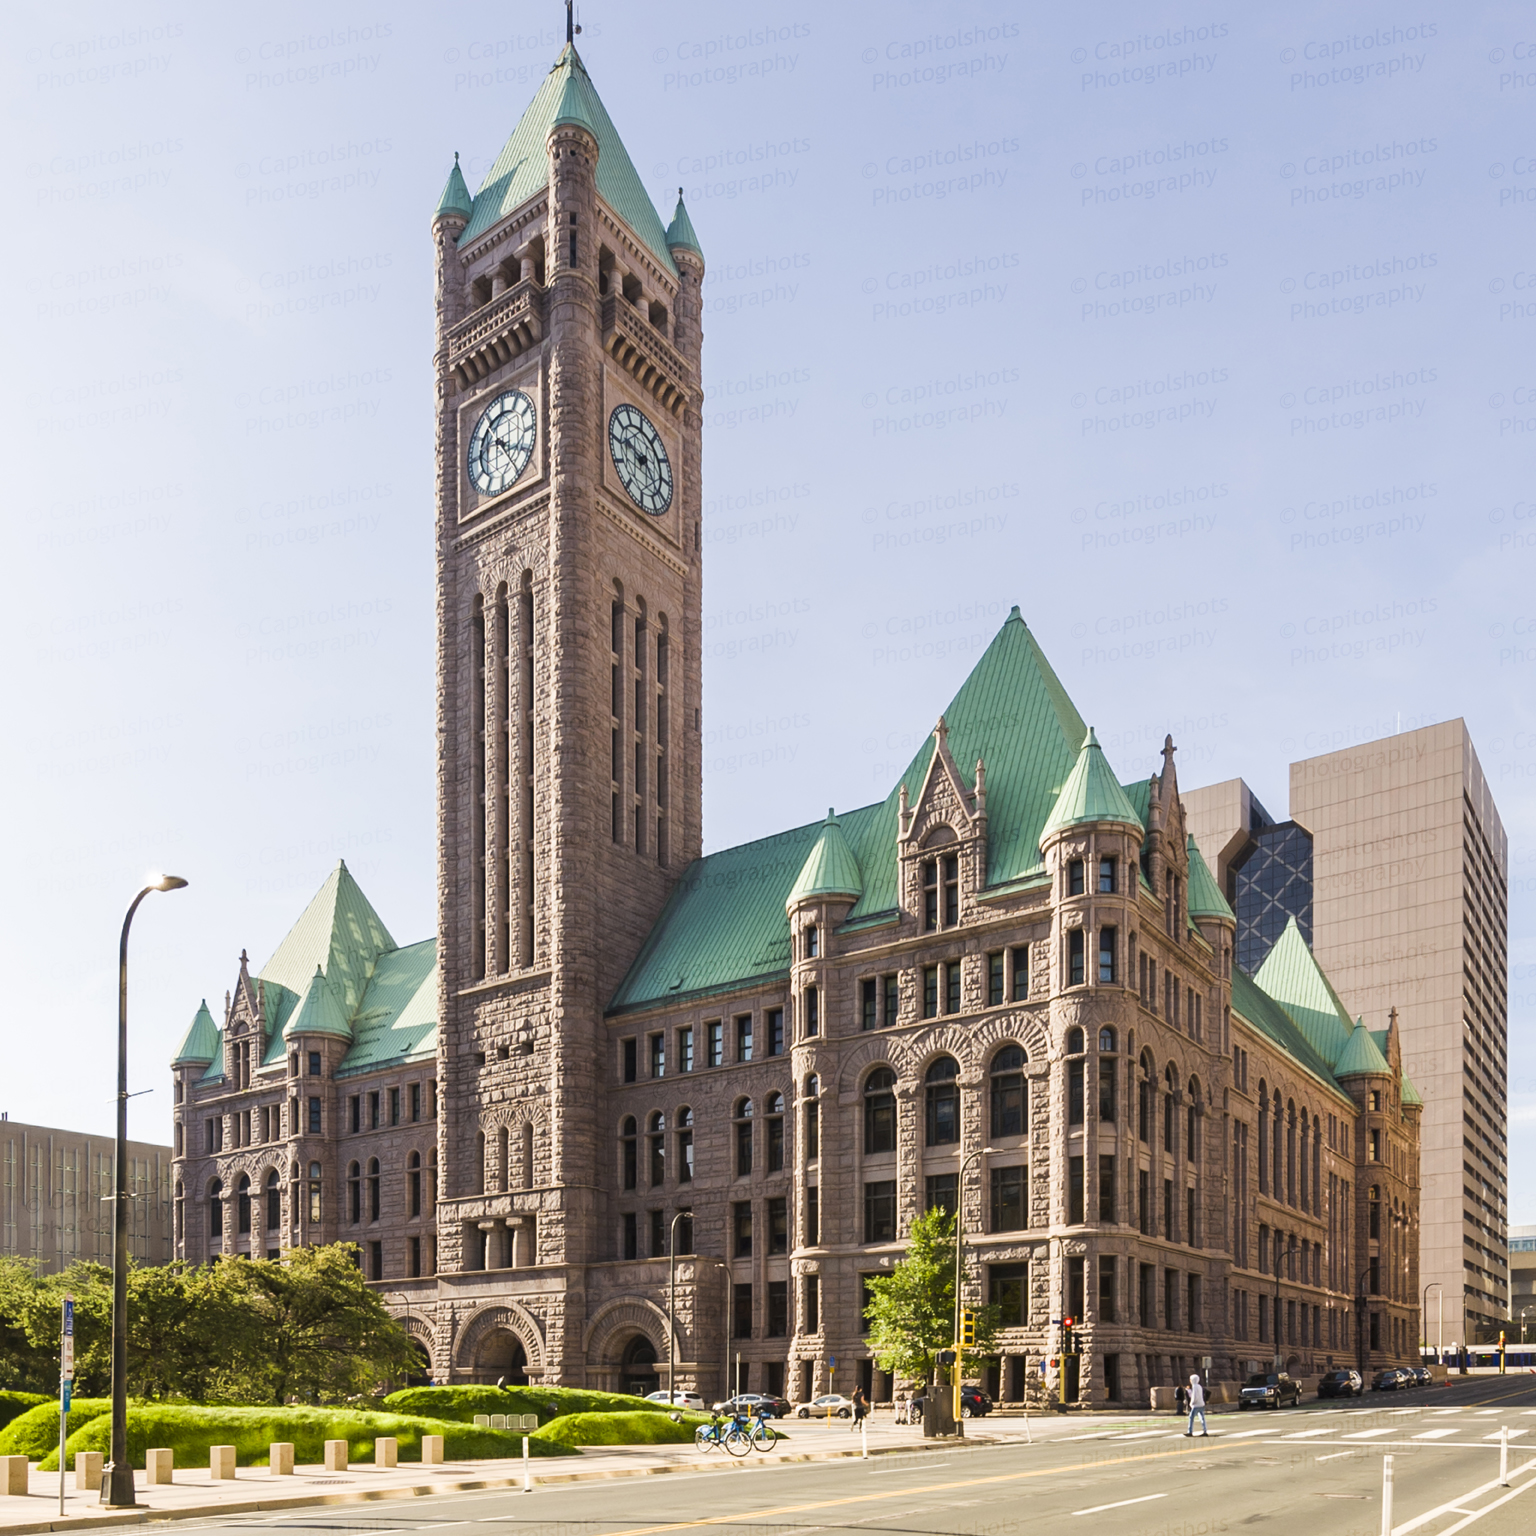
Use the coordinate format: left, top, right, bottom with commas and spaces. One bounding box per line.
862, 1207, 1001, 1391
0, 1256, 54, 1392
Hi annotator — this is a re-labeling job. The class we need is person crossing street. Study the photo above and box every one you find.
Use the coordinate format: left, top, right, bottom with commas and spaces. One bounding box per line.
1184, 1373, 1208, 1436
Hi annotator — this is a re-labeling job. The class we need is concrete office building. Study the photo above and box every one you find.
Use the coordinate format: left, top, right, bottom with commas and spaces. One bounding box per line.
0, 1115, 174, 1273
1187, 722, 1509, 1348
1513, 1225, 1535, 1338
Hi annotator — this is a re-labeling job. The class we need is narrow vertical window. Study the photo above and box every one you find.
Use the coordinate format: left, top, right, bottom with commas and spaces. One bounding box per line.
1098, 857, 1116, 893
678, 1025, 694, 1073
883, 973, 899, 1027
1011, 945, 1029, 1000
656, 626, 669, 865
470, 594, 487, 980
1099, 926, 1117, 984
1068, 858, 1084, 896
861, 977, 877, 1030
736, 1014, 754, 1062
988, 950, 1004, 1006
706, 1020, 723, 1068
611, 597, 624, 844
767, 1007, 786, 1055
923, 965, 939, 1018
633, 613, 647, 853
945, 961, 961, 1015
803, 990, 818, 1038
1068, 929, 1085, 986
521, 573, 536, 963
922, 859, 938, 930
493, 584, 510, 973
942, 854, 959, 925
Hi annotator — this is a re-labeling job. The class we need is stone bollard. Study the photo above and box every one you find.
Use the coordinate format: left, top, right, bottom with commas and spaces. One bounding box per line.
3, 1456, 29, 1496
324, 1440, 348, 1473
374, 1438, 397, 1469
268, 1444, 294, 1477
421, 1435, 444, 1465
146, 1449, 174, 1486
210, 1445, 237, 1480
74, 1451, 104, 1491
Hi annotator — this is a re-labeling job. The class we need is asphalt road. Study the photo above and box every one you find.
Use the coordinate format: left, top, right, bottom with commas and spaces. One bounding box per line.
179, 1375, 1536, 1536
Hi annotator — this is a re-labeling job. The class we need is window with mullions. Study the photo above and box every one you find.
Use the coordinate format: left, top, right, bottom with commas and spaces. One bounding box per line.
862, 977, 878, 1030
943, 854, 959, 924
1099, 926, 1118, 983
734, 1099, 754, 1176
864, 1179, 896, 1242
766, 1092, 785, 1172
923, 859, 939, 930
736, 1014, 754, 1062
767, 1007, 786, 1056
988, 951, 1005, 1006
945, 961, 961, 1015
706, 1020, 723, 1068
1068, 859, 1085, 896
925, 1172, 958, 1216
990, 1046, 1027, 1137
620, 1118, 637, 1190
1068, 930, 1085, 986
802, 990, 818, 1039
925, 1057, 960, 1146
649, 1112, 666, 1186
864, 1068, 896, 1154
923, 965, 939, 1018
990, 1164, 1026, 1231
1098, 1030, 1118, 1122
883, 972, 899, 1027
768, 1197, 788, 1254
1011, 945, 1029, 1000
804, 1075, 819, 1159
677, 1108, 694, 1183
1099, 857, 1117, 893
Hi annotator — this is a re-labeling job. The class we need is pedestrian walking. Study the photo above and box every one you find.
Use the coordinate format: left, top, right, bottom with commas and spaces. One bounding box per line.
1184, 1373, 1208, 1436
1174, 1381, 1188, 1417
851, 1385, 869, 1430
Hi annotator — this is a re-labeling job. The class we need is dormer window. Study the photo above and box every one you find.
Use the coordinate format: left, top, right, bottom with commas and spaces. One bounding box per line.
922, 855, 960, 930
1069, 859, 1085, 896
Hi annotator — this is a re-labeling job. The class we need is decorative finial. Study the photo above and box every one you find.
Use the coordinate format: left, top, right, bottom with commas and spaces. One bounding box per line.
454, 151, 459, 164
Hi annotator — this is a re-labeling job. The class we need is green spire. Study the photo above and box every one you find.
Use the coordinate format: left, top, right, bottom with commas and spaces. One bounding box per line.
283, 965, 353, 1042
666, 189, 703, 259
786, 810, 864, 907
171, 999, 219, 1066
1334, 1015, 1391, 1078
1400, 1071, 1424, 1107
1040, 728, 1143, 842
1186, 835, 1234, 921
434, 153, 473, 222
1252, 916, 1355, 1065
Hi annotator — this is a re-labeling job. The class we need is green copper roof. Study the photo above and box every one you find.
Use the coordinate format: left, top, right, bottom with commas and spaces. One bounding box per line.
610, 608, 1089, 1012
1231, 969, 1352, 1105
335, 939, 438, 1077
1334, 1016, 1391, 1077
1400, 1072, 1424, 1107
665, 191, 703, 258
1186, 835, 1235, 920
1039, 728, 1143, 841
172, 1000, 219, 1066
1251, 917, 1354, 1064
459, 44, 678, 277
284, 966, 353, 1042
786, 811, 864, 906
434, 154, 473, 222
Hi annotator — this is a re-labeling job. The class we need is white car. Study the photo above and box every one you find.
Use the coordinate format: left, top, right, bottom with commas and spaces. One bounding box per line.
797, 1393, 855, 1418
646, 1388, 706, 1413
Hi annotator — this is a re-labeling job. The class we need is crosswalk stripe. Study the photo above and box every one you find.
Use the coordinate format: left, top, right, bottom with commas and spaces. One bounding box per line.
1282, 1429, 1336, 1439
1343, 1429, 1395, 1440
1413, 1430, 1457, 1440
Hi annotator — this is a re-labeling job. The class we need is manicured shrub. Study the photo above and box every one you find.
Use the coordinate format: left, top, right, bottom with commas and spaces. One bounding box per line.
531, 1409, 712, 1449
0, 1392, 52, 1432
41, 1406, 575, 1471
382, 1385, 663, 1425
0, 1398, 110, 1460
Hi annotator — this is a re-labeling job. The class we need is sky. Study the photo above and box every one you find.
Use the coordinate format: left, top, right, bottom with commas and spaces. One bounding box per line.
1, 2, 1530, 1217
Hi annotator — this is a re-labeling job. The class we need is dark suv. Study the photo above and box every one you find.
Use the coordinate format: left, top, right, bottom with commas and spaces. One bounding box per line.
960, 1386, 993, 1419
1238, 1372, 1302, 1410
1372, 1368, 1411, 1392
1318, 1369, 1364, 1399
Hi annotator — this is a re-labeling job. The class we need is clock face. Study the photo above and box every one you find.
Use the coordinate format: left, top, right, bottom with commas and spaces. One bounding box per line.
468, 390, 537, 497
608, 403, 674, 515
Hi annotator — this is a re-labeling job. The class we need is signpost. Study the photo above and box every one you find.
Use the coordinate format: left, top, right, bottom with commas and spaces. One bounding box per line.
59, 1296, 74, 1515
827, 1356, 835, 1420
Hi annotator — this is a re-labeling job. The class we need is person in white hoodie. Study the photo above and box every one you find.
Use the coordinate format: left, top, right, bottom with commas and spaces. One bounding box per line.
1184, 1373, 1208, 1436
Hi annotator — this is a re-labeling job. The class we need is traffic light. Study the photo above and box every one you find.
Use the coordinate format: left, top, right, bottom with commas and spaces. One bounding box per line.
1061, 1317, 1076, 1354
937, 1349, 956, 1367
960, 1311, 977, 1347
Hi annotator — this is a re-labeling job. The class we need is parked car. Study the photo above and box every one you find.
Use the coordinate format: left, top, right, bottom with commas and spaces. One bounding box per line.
1411, 1366, 1433, 1387
797, 1393, 854, 1418
960, 1385, 994, 1419
646, 1389, 706, 1412
711, 1392, 792, 1419
1372, 1368, 1411, 1392
1317, 1369, 1364, 1399
1238, 1372, 1302, 1409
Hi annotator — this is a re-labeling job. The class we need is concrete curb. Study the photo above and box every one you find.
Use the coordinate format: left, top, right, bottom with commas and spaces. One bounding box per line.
0, 1436, 996, 1535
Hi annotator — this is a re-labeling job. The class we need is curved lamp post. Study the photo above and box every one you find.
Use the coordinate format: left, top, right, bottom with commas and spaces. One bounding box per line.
665, 1209, 692, 1402
102, 875, 187, 1509
952, 1146, 992, 1436
1422, 1282, 1443, 1362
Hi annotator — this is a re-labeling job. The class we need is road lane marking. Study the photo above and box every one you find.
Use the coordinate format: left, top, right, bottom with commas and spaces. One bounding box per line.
1109, 1430, 1173, 1440
1343, 1429, 1395, 1439
1391, 1456, 1536, 1535
1413, 1430, 1457, 1439
1426, 1469, 1536, 1536
1282, 1429, 1336, 1439
1072, 1494, 1166, 1516
1317, 1450, 1358, 1461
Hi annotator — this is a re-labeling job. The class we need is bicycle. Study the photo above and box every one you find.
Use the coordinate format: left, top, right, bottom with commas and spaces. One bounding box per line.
696, 1412, 753, 1456
746, 1409, 779, 1453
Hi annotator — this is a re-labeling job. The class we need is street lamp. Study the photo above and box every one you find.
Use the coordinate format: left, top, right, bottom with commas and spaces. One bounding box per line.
1520, 1307, 1532, 1346
102, 874, 188, 1509
952, 1146, 992, 1436
1272, 1242, 1299, 1373
1352, 1268, 1373, 1382
665, 1209, 692, 1402
1423, 1282, 1443, 1363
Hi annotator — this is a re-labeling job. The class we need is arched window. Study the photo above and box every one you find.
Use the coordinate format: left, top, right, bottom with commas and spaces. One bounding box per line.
367, 1157, 381, 1222
1067, 1030, 1086, 1126
1163, 1065, 1178, 1155
925, 1057, 960, 1146
265, 1169, 280, 1231
1098, 1030, 1118, 1123
1297, 1109, 1309, 1212
1099, 1027, 1117, 1052
1257, 1082, 1269, 1192
766, 1092, 786, 1171
677, 1107, 694, 1183
407, 1151, 422, 1218
1285, 1100, 1297, 1207
1187, 1078, 1201, 1161
209, 1178, 223, 1238
621, 1116, 637, 1191
1066, 1026, 1084, 1055
522, 1123, 535, 1190
864, 1068, 896, 1155
307, 1162, 322, 1223
1138, 1052, 1154, 1144
175, 1181, 184, 1242
735, 1098, 754, 1176
237, 1173, 252, 1235
347, 1161, 361, 1224
990, 1046, 1026, 1138
428, 1147, 438, 1208
498, 1127, 510, 1193
649, 1111, 667, 1186
476, 1130, 487, 1196
289, 1162, 300, 1230
805, 1074, 820, 1160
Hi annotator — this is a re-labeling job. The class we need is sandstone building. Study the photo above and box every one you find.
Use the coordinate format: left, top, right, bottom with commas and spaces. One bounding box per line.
170, 39, 1425, 1403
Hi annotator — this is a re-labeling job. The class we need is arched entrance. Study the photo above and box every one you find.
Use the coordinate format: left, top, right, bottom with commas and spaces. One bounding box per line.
406, 1340, 433, 1387
620, 1333, 658, 1397
474, 1329, 529, 1385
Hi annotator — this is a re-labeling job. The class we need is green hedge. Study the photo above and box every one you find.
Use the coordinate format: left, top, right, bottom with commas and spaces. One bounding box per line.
0, 1399, 110, 1460
531, 1410, 712, 1449
382, 1385, 664, 1425
0, 1392, 53, 1432
42, 1406, 576, 1471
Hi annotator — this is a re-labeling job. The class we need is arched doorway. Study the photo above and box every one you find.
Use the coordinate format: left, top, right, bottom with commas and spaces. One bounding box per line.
620, 1333, 658, 1397
474, 1329, 529, 1385
406, 1340, 433, 1387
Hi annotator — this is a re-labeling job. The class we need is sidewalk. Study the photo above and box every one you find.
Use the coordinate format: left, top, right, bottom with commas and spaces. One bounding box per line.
0, 1417, 1022, 1535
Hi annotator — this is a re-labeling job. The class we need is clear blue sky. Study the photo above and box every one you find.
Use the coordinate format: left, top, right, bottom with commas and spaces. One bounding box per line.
2, 2, 1530, 1216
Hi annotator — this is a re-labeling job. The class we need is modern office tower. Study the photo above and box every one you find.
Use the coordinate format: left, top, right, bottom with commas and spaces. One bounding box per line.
1187, 721, 1509, 1346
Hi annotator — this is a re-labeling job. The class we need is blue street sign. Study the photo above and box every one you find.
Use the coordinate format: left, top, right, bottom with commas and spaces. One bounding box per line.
828, 1355, 835, 1369
61, 1383, 71, 1412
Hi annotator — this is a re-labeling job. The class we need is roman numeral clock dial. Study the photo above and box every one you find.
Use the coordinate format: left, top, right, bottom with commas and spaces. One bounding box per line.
468, 389, 537, 497
608, 403, 674, 515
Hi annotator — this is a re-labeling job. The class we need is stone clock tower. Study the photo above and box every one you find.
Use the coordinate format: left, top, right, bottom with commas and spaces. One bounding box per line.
428, 37, 704, 1354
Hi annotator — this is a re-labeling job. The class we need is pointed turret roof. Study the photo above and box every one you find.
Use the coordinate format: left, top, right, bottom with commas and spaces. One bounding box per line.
1334, 1016, 1391, 1077
1252, 917, 1355, 1064
1400, 1072, 1424, 1107
1186, 835, 1235, 921
171, 1000, 219, 1066
282, 965, 354, 1042
666, 190, 703, 259
786, 811, 863, 907
1040, 728, 1143, 842
434, 153, 473, 222
458, 44, 677, 274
